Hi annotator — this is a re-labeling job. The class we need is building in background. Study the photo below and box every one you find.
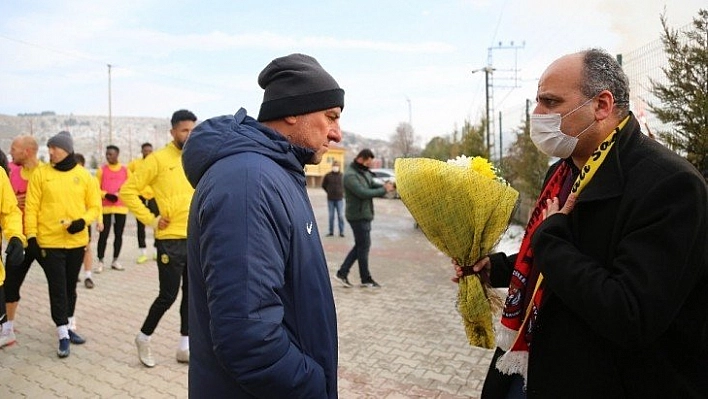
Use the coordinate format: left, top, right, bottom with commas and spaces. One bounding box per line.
305, 145, 345, 188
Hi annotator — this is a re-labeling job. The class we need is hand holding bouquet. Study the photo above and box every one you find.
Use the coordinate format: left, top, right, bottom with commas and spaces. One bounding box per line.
395, 156, 519, 349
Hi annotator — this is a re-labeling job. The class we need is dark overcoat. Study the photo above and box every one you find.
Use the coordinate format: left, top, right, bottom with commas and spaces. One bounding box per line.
486, 114, 708, 398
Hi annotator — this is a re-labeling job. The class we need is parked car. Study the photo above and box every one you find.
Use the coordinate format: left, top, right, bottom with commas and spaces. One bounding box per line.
370, 168, 399, 198
370, 168, 396, 185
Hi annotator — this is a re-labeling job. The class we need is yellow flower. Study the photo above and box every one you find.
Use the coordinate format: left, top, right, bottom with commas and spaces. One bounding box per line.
395, 157, 519, 349
470, 157, 497, 180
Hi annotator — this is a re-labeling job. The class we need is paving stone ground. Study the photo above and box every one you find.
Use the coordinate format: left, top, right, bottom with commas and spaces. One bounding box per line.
0, 188, 501, 398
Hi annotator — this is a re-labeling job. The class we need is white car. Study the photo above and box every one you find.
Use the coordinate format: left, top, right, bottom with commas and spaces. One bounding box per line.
370, 168, 398, 198
370, 168, 396, 185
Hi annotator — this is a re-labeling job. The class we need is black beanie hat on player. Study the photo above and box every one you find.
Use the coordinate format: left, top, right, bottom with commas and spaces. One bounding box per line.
257, 53, 344, 122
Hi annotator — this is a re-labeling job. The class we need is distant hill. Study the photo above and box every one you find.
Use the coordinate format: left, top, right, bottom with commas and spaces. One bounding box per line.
0, 113, 393, 168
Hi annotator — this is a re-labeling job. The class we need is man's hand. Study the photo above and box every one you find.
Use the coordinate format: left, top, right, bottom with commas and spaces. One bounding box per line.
542, 194, 577, 219
384, 182, 396, 192
104, 193, 119, 203
152, 216, 170, 231
451, 257, 491, 283
5, 236, 24, 266
67, 219, 86, 234
26, 237, 40, 258
16, 193, 26, 209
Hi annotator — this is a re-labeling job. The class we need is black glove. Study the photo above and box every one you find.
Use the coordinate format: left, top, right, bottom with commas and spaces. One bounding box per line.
5, 236, 24, 267
26, 237, 40, 258
104, 193, 119, 203
67, 219, 86, 234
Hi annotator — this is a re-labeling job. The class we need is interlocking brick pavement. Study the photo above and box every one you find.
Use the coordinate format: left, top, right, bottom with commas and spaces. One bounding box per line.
0, 188, 499, 398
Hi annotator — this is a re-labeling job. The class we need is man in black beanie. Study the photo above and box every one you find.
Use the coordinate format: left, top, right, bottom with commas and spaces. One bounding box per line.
183, 53, 342, 398
257, 53, 345, 125
24, 130, 101, 358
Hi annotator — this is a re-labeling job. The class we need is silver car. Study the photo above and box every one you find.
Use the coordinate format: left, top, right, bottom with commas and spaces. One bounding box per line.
370, 168, 398, 198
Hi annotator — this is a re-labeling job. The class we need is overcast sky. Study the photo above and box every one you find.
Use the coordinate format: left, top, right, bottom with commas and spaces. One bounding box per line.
1, 0, 703, 145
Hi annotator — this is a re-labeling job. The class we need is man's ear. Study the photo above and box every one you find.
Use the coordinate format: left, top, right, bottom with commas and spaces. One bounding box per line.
284, 116, 297, 125
595, 90, 614, 120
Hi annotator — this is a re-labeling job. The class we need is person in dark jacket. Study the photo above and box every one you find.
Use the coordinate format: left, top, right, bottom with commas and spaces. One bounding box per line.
456, 48, 708, 398
321, 160, 345, 237
183, 53, 343, 398
335, 149, 395, 288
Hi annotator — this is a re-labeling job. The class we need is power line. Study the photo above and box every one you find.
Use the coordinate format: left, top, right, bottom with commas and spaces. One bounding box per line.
489, 0, 512, 47
0, 34, 105, 65
0, 34, 233, 92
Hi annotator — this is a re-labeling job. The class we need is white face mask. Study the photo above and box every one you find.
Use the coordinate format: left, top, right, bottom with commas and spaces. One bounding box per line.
530, 98, 596, 158
331, 166, 340, 173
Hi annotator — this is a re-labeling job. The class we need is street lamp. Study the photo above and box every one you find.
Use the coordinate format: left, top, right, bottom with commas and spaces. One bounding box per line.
405, 96, 412, 126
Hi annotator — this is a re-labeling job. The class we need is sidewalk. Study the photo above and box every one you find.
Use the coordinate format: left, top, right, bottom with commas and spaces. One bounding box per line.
0, 188, 496, 398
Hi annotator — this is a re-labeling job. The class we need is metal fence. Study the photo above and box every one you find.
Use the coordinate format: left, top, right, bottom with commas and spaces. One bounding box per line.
621, 22, 694, 138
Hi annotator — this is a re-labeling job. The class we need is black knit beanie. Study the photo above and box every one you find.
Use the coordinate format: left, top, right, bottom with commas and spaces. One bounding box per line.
47, 130, 74, 154
257, 53, 344, 122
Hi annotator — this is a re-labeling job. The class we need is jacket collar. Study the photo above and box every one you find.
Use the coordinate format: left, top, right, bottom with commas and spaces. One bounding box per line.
350, 160, 370, 173
576, 113, 640, 203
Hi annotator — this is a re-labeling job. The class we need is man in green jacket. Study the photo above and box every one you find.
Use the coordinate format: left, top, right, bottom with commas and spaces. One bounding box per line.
335, 149, 394, 288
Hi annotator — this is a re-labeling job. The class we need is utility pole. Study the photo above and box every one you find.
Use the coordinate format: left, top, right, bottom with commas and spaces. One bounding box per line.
498, 111, 503, 162
525, 98, 532, 129
483, 41, 525, 161
107, 64, 113, 144
472, 66, 495, 157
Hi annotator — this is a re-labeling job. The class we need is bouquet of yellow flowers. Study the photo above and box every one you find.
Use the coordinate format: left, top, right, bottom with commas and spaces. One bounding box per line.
395, 156, 519, 349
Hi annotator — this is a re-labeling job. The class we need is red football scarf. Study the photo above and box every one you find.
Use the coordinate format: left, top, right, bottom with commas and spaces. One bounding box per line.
495, 116, 628, 382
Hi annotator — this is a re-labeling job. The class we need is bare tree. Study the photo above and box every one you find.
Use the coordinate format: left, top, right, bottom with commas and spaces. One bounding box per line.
390, 121, 418, 158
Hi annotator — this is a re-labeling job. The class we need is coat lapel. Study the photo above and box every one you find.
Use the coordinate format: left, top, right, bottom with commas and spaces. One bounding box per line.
576, 116, 641, 203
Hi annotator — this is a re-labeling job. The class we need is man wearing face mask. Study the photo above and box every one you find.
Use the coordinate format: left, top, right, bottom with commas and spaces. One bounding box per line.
454, 48, 708, 398
321, 160, 345, 237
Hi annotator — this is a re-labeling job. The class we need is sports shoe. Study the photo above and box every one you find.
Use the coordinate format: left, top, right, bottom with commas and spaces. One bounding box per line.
57, 338, 70, 358
135, 335, 156, 367
136, 254, 149, 264
335, 272, 353, 288
176, 348, 189, 363
84, 277, 94, 289
111, 261, 124, 271
68, 330, 86, 345
0, 331, 17, 348
95, 261, 104, 273
326, 233, 334, 237
360, 279, 382, 288
339, 233, 345, 237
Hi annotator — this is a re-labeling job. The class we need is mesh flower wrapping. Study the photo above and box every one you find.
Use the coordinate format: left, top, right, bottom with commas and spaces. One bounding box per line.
394, 156, 519, 349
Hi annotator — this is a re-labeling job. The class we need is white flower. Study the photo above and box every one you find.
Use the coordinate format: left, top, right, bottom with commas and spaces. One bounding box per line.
446, 155, 473, 168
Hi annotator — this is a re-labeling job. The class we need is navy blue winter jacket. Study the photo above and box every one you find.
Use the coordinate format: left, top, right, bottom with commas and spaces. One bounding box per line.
183, 108, 338, 398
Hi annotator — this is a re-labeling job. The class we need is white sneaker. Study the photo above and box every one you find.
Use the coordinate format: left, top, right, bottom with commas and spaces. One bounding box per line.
111, 261, 124, 271
176, 348, 189, 363
95, 261, 104, 273
135, 335, 155, 367
0, 331, 16, 348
